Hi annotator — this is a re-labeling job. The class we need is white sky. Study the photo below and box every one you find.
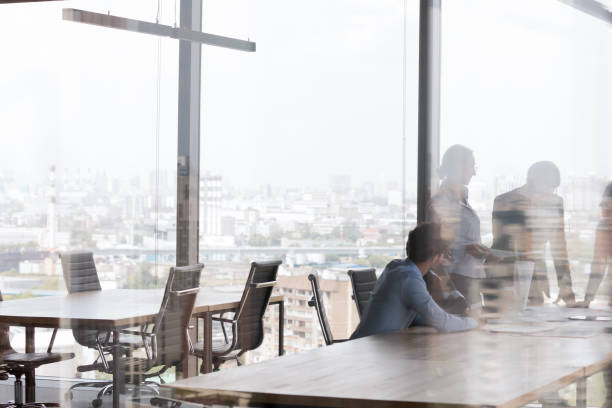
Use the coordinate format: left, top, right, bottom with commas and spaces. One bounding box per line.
0, 0, 610, 190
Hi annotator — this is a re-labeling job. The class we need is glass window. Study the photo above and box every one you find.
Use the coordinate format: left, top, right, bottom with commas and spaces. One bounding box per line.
0, 0, 179, 386
199, 0, 419, 361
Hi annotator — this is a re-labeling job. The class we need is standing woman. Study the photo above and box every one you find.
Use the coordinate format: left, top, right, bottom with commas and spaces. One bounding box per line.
582, 182, 612, 306
427, 145, 491, 306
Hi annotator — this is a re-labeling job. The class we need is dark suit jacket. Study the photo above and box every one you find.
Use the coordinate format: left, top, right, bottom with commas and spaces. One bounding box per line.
492, 186, 573, 303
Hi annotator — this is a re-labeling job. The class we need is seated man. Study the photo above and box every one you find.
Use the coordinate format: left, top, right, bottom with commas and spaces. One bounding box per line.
351, 222, 478, 339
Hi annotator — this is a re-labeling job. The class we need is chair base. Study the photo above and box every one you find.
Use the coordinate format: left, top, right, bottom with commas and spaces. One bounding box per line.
65, 380, 113, 401
0, 375, 60, 408
90, 381, 160, 407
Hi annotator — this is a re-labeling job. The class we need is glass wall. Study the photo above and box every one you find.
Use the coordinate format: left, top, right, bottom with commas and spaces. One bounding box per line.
439, 0, 612, 404
441, 0, 612, 300
0, 0, 417, 400
198, 0, 419, 359
0, 0, 179, 382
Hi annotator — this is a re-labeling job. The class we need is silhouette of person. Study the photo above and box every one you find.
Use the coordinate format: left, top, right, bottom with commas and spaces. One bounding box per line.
427, 145, 492, 306
580, 182, 612, 306
492, 161, 575, 306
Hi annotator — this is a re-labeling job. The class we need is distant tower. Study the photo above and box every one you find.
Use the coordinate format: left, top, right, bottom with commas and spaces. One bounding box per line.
46, 165, 58, 251
200, 174, 222, 236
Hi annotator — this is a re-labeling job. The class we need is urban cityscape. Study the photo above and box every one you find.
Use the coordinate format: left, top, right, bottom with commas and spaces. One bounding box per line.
0, 164, 608, 375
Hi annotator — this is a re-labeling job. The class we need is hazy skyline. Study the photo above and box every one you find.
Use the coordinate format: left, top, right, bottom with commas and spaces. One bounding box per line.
0, 0, 610, 192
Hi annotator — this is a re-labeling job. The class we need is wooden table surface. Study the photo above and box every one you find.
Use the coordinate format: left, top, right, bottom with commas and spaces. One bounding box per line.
0, 288, 283, 329
164, 306, 612, 408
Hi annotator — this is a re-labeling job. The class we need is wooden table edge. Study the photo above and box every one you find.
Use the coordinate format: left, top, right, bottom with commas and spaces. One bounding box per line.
161, 385, 489, 408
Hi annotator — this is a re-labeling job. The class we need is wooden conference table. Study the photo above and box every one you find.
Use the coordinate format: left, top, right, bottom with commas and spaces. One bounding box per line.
0, 288, 284, 407
164, 306, 612, 408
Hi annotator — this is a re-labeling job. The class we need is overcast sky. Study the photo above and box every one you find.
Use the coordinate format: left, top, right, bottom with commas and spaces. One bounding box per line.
0, 0, 610, 190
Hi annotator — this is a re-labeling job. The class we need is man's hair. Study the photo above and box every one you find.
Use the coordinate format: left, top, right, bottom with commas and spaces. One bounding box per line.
407, 222, 448, 263
526, 161, 561, 189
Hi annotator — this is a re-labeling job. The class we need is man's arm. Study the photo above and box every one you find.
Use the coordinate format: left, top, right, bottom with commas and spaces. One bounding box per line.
550, 200, 575, 304
491, 196, 504, 250
584, 226, 610, 303
401, 276, 477, 333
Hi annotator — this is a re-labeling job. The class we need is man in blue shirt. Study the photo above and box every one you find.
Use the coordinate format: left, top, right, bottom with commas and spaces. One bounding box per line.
351, 223, 478, 339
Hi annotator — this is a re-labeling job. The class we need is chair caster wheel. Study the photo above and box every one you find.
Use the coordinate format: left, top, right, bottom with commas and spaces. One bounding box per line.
92, 398, 103, 407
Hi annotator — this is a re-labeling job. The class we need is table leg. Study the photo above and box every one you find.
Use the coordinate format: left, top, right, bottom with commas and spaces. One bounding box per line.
25, 327, 34, 353
112, 328, 125, 408
576, 377, 587, 408
278, 300, 284, 356
24, 369, 35, 403
181, 316, 198, 378
24, 327, 35, 403
200, 312, 213, 374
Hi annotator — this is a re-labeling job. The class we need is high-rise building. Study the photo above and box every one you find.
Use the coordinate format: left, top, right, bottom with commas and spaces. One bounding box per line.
331, 175, 351, 195
46, 165, 57, 251
200, 174, 223, 236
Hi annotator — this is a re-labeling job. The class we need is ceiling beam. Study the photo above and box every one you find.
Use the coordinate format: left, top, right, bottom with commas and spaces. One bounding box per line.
557, 0, 612, 25
62, 8, 255, 52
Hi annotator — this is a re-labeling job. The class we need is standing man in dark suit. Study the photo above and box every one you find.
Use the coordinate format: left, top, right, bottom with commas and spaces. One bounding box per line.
491, 161, 575, 306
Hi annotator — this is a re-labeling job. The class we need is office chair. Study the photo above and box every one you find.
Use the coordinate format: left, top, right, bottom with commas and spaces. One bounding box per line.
0, 291, 74, 407
91, 286, 200, 407
307, 273, 347, 346
190, 260, 281, 372
347, 268, 377, 318
60, 251, 142, 401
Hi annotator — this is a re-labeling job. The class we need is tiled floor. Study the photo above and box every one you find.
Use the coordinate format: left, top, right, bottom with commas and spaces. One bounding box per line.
0, 376, 186, 407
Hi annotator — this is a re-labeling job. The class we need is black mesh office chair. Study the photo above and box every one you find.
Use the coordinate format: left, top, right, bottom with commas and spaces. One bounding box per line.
86, 263, 205, 405
190, 260, 281, 371
60, 251, 142, 401
164, 264, 204, 294
0, 291, 74, 407
91, 286, 200, 407
347, 268, 377, 318
307, 273, 347, 346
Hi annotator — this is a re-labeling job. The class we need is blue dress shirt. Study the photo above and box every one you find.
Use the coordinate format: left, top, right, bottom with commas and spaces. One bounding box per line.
351, 259, 478, 339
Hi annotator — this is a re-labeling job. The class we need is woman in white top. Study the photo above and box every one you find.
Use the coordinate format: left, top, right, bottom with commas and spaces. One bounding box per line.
427, 145, 492, 306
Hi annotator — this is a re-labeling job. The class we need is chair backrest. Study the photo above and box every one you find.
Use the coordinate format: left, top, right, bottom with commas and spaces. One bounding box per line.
60, 251, 101, 293
164, 263, 204, 295
59, 251, 103, 348
307, 273, 334, 346
234, 260, 281, 352
347, 268, 377, 317
152, 287, 199, 367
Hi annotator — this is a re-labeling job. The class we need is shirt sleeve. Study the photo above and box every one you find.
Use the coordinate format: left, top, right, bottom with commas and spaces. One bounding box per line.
585, 224, 611, 302
401, 275, 477, 333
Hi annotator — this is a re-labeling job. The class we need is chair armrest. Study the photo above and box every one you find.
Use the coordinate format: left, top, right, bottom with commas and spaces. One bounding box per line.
249, 281, 277, 289
211, 317, 237, 324
121, 329, 156, 338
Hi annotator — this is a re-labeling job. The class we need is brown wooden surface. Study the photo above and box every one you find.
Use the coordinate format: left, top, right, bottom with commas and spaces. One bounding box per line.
165, 306, 612, 408
0, 288, 282, 330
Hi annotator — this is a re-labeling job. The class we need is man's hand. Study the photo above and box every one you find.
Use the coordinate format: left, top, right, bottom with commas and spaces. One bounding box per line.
553, 287, 577, 307
569, 300, 591, 309
465, 244, 491, 259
